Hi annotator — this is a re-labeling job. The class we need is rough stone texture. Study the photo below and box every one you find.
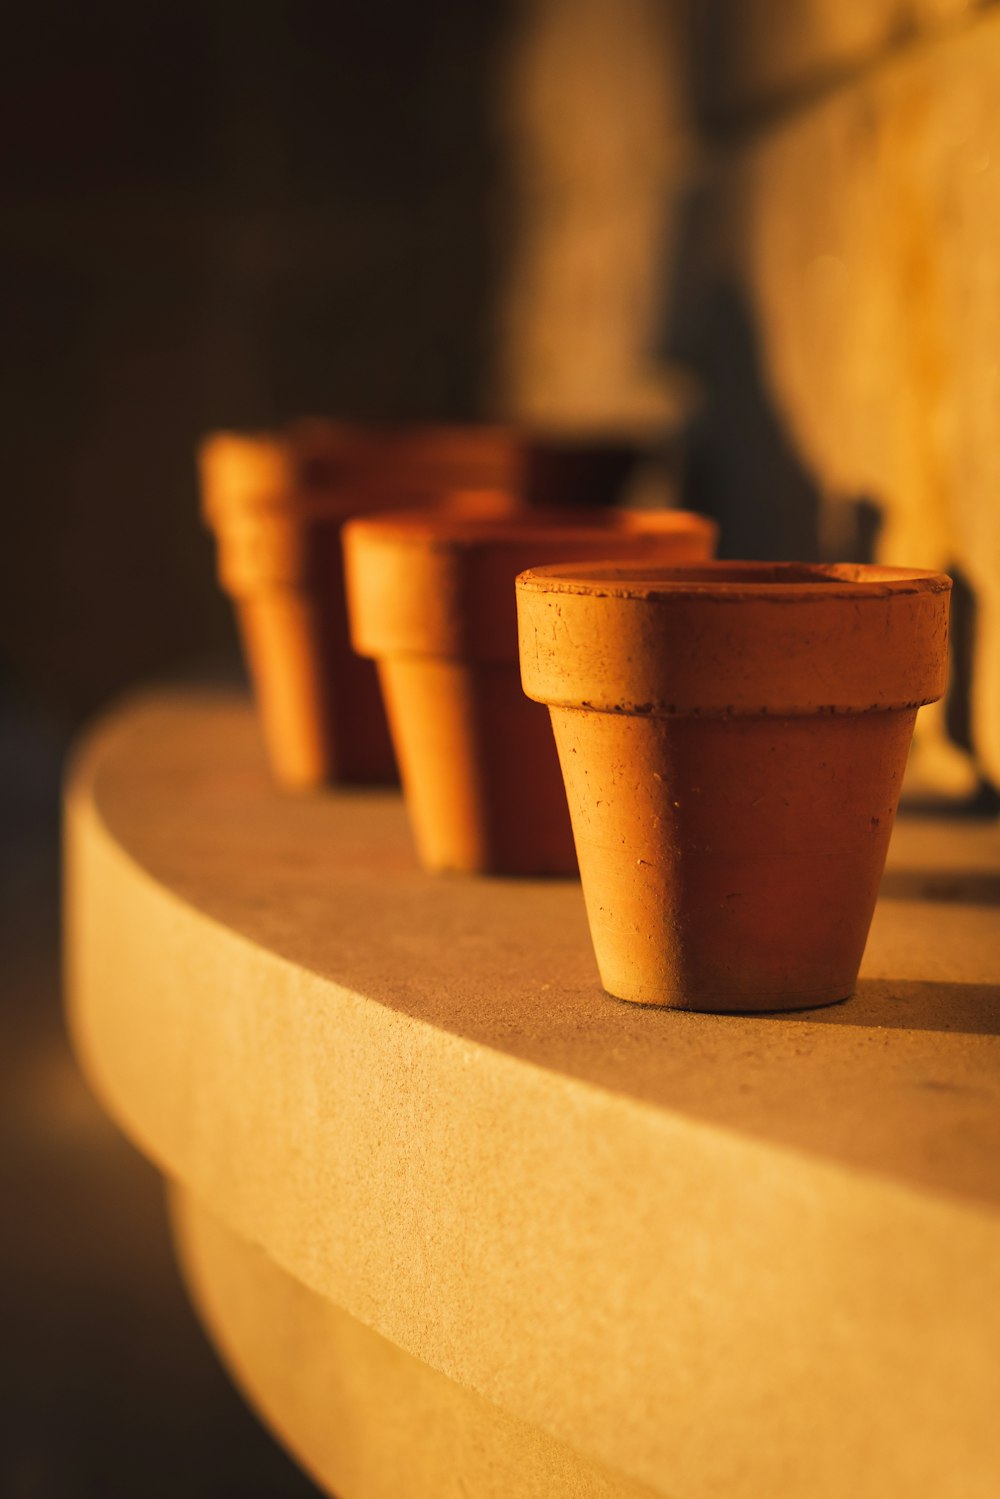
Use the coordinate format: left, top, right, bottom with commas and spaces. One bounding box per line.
171, 1185, 658, 1499
726, 9, 1000, 787
66, 694, 1000, 1499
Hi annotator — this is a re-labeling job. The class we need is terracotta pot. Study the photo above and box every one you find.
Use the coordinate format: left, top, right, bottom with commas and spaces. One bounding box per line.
282, 418, 521, 503
343, 509, 718, 874
283, 415, 689, 510
275, 419, 671, 508
199, 425, 526, 789
517, 561, 951, 1010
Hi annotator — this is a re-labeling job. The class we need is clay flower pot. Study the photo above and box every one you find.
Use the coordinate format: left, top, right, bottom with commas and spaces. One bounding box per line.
289, 418, 677, 508
517, 561, 951, 1011
343, 509, 717, 875
199, 423, 525, 790
288, 418, 520, 503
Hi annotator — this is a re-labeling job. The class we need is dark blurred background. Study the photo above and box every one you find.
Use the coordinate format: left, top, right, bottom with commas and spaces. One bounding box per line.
2, 2, 503, 1494
2, 0, 504, 732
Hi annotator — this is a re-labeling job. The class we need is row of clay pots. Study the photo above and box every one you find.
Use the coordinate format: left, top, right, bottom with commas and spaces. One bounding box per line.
199, 420, 677, 789
200, 423, 951, 1014
343, 508, 717, 875
517, 561, 952, 1011
200, 422, 519, 788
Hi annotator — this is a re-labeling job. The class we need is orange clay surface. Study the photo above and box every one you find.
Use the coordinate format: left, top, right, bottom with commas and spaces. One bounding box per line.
343, 509, 716, 874
518, 561, 951, 1009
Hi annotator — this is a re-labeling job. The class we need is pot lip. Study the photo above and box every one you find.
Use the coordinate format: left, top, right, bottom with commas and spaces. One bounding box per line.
199, 422, 518, 525
516, 559, 952, 600
343, 506, 716, 554
208, 487, 523, 535
200, 408, 701, 525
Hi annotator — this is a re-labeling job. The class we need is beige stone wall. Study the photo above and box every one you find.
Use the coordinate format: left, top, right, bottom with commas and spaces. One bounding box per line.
702, 0, 984, 120
497, 0, 1000, 794
728, 10, 1000, 789
494, 0, 690, 431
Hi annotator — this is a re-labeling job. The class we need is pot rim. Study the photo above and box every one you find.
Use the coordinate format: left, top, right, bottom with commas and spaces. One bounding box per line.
515, 560, 952, 600
343, 506, 716, 555
199, 412, 695, 522
516, 560, 952, 715
199, 423, 519, 526
345, 512, 718, 665
200, 409, 701, 526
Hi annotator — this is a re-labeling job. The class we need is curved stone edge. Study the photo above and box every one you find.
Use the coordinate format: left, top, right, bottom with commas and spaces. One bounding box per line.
64, 707, 1000, 1499
169, 1181, 658, 1499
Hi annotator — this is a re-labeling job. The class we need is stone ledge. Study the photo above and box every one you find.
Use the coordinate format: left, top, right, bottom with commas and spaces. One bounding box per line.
170, 1183, 655, 1499
65, 689, 1000, 1499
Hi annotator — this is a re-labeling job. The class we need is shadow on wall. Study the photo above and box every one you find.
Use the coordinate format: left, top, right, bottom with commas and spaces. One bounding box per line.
659, 165, 821, 558
938, 564, 1000, 815
664, 265, 823, 560
659, 183, 999, 808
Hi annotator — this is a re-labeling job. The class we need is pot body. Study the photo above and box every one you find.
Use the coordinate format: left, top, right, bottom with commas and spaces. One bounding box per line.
551, 706, 917, 1009
345, 511, 717, 874
230, 516, 396, 787
201, 425, 527, 790
518, 561, 951, 1010
202, 418, 696, 791
379, 657, 575, 874
212, 506, 396, 788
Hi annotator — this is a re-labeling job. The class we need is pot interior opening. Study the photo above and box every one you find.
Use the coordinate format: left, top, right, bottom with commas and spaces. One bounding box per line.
520, 561, 949, 591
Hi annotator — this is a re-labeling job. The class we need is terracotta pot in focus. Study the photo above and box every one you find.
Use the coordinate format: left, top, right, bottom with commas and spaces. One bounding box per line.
343, 509, 717, 874
517, 561, 951, 1010
199, 424, 525, 789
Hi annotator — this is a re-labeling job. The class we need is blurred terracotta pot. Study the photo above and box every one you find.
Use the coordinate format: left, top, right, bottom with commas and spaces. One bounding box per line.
517, 561, 951, 1010
199, 424, 524, 789
286, 418, 519, 502
344, 509, 717, 874
287, 417, 680, 508
285, 411, 692, 510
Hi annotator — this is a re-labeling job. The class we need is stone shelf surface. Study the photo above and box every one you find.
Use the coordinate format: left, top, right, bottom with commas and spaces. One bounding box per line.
65, 690, 1000, 1499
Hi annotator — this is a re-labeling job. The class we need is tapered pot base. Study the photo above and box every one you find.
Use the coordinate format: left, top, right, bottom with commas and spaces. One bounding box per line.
549, 707, 918, 1014
237, 590, 396, 788
602, 984, 855, 1015
379, 658, 577, 875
